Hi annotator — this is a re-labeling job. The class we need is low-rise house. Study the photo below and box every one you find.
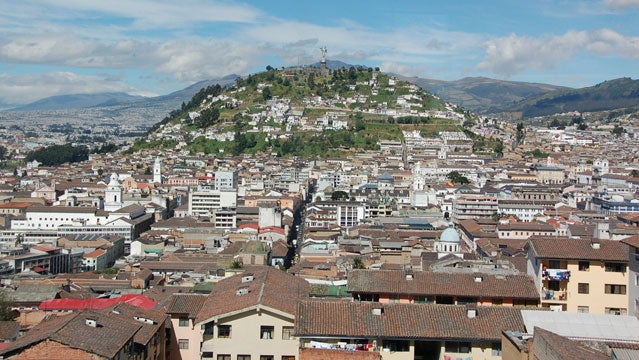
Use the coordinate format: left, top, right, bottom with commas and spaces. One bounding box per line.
193, 267, 309, 360
295, 301, 526, 360
0, 303, 167, 360
347, 269, 540, 307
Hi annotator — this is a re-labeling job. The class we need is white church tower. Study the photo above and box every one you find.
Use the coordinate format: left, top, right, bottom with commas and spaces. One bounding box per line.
104, 173, 123, 211
153, 157, 162, 184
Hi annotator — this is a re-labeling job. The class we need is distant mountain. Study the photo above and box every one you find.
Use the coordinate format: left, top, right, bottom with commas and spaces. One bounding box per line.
490, 77, 639, 118
395, 75, 569, 113
11, 92, 146, 111
8, 75, 240, 112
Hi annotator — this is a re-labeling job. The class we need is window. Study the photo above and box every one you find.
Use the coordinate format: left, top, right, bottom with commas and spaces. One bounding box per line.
218, 324, 231, 338
605, 262, 626, 272
282, 326, 294, 340
491, 342, 502, 356
178, 339, 189, 349
547, 280, 560, 291
389, 294, 400, 303
445, 342, 471, 353
260, 326, 274, 339
384, 340, 410, 352
178, 317, 189, 327
259, 356, 274, 360
548, 260, 561, 269
578, 306, 589, 313
414, 295, 434, 304
605, 284, 626, 294
217, 355, 231, 360
237, 356, 251, 360
281, 357, 295, 360
606, 308, 627, 315
578, 261, 590, 271
578, 283, 589, 294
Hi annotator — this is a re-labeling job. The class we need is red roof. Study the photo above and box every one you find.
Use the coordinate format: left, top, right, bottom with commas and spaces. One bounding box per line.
39, 294, 157, 311
84, 249, 106, 258
239, 223, 259, 230
259, 226, 285, 235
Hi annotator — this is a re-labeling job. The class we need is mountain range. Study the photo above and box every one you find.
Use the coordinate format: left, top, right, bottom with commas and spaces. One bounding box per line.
3, 67, 637, 123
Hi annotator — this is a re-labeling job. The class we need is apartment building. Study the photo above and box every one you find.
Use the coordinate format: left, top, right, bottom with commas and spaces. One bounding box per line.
525, 236, 629, 314
621, 236, 639, 317
188, 186, 237, 218
347, 269, 540, 307
497, 222, 556, 240
453, 195, 498, 222
295, 301, 526, 360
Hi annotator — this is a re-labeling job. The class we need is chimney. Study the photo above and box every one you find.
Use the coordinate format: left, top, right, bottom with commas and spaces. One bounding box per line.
86, 318, 98, 327
474, 276, 483, 283
466, 305, 477, 319
372, 307, 384, 316
591, 240, 600, 249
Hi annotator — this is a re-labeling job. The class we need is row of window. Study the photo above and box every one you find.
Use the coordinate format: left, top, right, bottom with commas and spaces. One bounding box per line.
575, 283, 626, 295
577, 306, 627, 315
206, 355, 294, 360
546, 260, 627, 272
198, 323, 295, 341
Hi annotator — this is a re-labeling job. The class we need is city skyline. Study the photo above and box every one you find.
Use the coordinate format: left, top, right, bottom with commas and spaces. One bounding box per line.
1, 0, 639, 105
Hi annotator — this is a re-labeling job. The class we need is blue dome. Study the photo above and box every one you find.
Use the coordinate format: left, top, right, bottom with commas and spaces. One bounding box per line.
440, 225, 460, 243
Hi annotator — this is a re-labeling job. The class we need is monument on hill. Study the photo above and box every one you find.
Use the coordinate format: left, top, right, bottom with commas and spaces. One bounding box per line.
320, 47, 327, 74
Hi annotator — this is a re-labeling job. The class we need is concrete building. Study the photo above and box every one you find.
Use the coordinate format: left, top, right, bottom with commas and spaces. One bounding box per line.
188, 186, 237, 218
621, 236, 639, 317
525, 236, 629, 314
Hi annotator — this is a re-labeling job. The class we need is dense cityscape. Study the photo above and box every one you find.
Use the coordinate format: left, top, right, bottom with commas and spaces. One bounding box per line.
1, 1, 639, 360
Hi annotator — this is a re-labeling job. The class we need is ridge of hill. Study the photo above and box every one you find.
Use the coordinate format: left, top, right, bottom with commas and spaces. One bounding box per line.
395, 75, 569, 114
489, 77, 639, 118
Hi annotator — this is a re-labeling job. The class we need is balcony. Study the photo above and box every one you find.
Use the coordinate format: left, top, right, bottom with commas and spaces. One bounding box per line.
542, 269, 570, 281
542, 290, 568, 302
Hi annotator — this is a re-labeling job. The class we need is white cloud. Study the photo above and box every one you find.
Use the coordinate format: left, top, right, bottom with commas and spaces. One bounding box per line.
475, 29, 639, 77
603, 0, 639, 9
0, 72, 132, 105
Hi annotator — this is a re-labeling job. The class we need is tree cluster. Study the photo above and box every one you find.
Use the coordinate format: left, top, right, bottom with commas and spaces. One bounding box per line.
26, 143, 89, 166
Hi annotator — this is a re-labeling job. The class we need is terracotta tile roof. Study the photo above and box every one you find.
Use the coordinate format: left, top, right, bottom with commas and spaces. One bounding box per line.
166, 293, 207, 318
0, 321, 19, 341
0, 311, 142, 358
526, 236, 628, 261
532, 327, 608, 360
347, 269, 539, 300
195, 267, 309, 324
621, 235, 639, 248
106, 302, 166, 346
295, 301, 526, 341
300, 348, 381, 360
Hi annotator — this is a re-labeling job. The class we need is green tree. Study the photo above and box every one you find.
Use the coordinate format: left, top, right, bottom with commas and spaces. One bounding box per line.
447, 171, 470, 185
352, 257, 366, 269
612, 125, 626, 137
262, 86, 272, 101
630, 169, 639, 178
0, 145, 7, 160
0, 292, 16, 321
331, 190, 349, 201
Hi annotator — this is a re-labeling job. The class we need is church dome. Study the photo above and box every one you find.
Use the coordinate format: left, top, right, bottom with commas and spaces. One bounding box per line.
440, 224, 460, 243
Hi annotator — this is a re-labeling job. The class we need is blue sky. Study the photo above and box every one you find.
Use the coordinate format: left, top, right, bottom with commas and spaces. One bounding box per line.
1, 0, 638, 105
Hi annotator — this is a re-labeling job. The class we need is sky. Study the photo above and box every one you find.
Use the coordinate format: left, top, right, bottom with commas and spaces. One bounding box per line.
1, 0, 639, 105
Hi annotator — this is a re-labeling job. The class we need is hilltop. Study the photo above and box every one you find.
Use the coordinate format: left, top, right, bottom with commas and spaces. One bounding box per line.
126, 66, 474, 158
489, 77, 639, 118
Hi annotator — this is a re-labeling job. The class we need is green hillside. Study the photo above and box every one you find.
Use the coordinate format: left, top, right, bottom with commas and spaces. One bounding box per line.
126, 66, 471, 157
490, 77, 639, 118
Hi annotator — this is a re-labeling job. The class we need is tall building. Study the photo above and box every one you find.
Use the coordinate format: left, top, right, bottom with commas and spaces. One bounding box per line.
104, 173, 123, 212
153, 157, 162, 184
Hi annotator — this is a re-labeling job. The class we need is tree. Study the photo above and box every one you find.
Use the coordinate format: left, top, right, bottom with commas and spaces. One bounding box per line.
0, 292, 16, 321
612, 125, 626, 137
447, 171, 470, 185
352, 257, 366, 269
0, 145, 6, 160
631, 169, 639, 178
331, 190, 349, 201
262, 86, 272, 101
